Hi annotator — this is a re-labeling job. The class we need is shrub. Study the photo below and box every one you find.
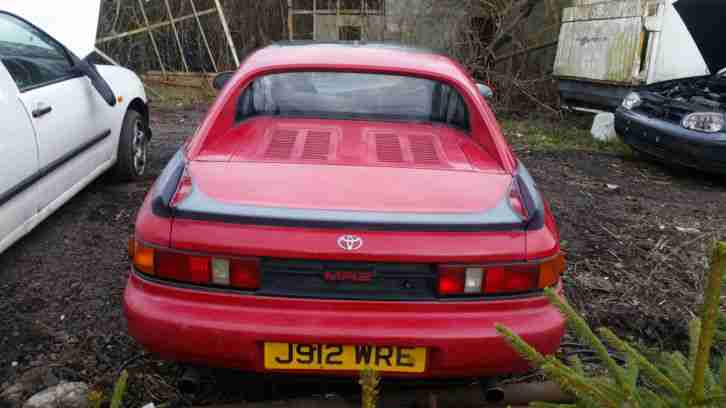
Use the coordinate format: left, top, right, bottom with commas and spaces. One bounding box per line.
496, 242, 726, 407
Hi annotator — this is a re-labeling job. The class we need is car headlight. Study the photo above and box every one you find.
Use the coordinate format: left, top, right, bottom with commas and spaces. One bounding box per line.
682, 112, 725, 133
621, 92, 642, 110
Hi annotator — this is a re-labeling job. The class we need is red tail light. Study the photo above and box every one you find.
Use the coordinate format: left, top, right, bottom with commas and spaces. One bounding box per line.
485, 265, 538, 293
438, 266, 467, 295
437, 253, 565, 296
131, 240, 260, 290
230, 259, 261, 289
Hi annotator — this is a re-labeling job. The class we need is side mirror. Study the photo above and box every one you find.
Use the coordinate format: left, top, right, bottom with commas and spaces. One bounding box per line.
74, 58, 117, 107
212, 71, 235, 91
477, 83, 494, 99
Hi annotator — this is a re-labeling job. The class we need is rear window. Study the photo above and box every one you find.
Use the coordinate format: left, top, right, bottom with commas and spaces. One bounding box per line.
235, 72, 469, 130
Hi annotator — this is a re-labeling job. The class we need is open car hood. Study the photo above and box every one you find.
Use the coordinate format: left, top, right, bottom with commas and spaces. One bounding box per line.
674, 0, 726, 74
1, 0, 101, 59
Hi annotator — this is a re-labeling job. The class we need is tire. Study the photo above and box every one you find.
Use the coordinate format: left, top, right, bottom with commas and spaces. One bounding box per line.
111, 109, 148, 182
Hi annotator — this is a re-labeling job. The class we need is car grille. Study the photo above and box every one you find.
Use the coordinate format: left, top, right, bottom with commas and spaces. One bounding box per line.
258, 259, 437, 300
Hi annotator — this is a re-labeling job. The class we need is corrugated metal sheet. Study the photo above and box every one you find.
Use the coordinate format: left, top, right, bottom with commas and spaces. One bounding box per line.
554, 0, 647, 84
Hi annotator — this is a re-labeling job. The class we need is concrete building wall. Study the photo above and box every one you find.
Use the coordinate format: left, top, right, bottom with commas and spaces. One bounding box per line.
384, 0, 471, 51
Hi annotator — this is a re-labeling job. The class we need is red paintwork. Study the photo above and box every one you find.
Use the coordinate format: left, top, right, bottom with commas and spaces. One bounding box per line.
190, 161, 511, 214
197, 117, 501, 172
125, 273, 565, 378
126, 44, 565, 379
134, 184, 172, 247
192, 116, 508, 213
169, 216, 526, 263
526, 202, 561, 261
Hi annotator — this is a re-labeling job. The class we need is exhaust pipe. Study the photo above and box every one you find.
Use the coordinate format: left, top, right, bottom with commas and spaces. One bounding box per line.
484, 386, 505, 403
178, 366, 202, 395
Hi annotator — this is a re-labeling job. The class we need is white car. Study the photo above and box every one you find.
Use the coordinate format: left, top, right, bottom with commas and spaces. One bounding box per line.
0, 2, 150, 254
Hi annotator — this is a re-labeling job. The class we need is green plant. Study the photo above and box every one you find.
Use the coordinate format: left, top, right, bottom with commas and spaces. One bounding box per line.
496, 241, 726, 407
359, 368, 381, 408
110, 370, 129, 408
89, 390, 104, 408
88, 370, 129, 408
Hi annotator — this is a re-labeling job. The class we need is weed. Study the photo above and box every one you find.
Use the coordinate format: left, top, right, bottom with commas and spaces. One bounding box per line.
500, 115, 630, 155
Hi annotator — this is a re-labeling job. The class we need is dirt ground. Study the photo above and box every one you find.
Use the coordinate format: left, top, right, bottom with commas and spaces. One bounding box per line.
1, 104, 725, 405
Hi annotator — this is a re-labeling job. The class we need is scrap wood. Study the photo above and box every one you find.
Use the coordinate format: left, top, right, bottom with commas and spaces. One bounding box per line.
142, 71, 217, 89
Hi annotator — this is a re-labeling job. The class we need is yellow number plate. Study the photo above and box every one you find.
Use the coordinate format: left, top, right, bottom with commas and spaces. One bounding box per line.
264, 343, 426, 373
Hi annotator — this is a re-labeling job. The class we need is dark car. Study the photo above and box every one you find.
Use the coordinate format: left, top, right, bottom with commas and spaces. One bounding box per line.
615, 0, 726, 174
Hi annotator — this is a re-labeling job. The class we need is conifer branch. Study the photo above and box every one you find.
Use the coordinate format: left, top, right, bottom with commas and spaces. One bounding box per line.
690, 242, 726, 403
544, 288, 627, 388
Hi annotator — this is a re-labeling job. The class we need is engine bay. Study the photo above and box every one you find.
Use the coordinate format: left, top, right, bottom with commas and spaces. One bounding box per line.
643, 75, 726, 112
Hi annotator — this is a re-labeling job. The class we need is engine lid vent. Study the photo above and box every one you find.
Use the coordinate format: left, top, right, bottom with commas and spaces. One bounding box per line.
375, 134, 404, 163
264, 130, 298, 159
409, 134, 440, 164
302, 131, 331, 160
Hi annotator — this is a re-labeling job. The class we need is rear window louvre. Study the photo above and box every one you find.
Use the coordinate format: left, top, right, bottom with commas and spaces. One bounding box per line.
409, 134, 440, 165
302, 131, 332, 160
264, 129, 298, 159
375, 133, 404, 163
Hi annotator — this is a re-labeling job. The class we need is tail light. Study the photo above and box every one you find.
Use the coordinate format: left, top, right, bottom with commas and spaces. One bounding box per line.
437, 253, 565, 296
130, 239, 260, 290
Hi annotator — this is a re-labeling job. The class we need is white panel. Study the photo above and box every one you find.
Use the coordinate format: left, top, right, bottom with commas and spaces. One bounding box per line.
563, 0, 644, 22
1, 0, 101, 58
18, 76, 112, 209
574, 0, 616, 5
0, 154, 114, 255
554, 16, 643, 83
649, 1, 709, 83
0, 64, 37, 194
0, 62, 38, 243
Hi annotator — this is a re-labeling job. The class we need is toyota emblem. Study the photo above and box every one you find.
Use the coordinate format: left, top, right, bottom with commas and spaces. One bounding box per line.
337, 235, 363, 251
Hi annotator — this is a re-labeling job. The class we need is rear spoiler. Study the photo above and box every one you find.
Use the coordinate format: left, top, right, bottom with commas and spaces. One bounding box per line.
515, 161, 545, 231
151, 150, 546, 232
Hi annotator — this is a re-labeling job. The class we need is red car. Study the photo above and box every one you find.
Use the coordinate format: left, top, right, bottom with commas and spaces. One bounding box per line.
125, 43, 566, 382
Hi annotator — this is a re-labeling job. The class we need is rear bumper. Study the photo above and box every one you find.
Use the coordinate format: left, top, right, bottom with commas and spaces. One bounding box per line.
124, 271, 565, 378
615, 108, 726, 174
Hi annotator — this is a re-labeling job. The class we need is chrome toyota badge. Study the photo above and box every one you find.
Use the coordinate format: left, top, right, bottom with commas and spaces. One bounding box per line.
337, 235, 363, 251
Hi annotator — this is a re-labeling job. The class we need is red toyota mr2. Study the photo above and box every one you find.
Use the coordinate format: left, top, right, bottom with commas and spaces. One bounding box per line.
125, 42, 566, 381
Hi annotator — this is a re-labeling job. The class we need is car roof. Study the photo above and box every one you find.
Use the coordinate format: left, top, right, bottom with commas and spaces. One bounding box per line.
241, 42, 473, 85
